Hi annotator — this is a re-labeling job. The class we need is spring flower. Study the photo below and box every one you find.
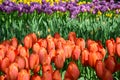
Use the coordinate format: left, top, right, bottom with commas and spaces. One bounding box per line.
105, 13, 113, 18
97, 10, 102, 16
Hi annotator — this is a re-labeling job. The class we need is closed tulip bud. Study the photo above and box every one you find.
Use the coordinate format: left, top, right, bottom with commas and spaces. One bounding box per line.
19, 46, 29, 58
52, 70, 62, 80
106, 39, 115, 56
6, 48, 16, 63
37, 39, 47, 49
11, 37, 18, 50
68, 32, 76, 43
1, 57, 10, 73
28, 33, 37, 44
116, 43, 120, 57
116, 37, 120, 44
104, 56, 116, 73
75, 38, 85, 51
47, 35, 55, 52
95, 60, 105, 79
23, 35, 32, 49
17, 69, 30, 80
31, 74, 41, 80
54, 32, 61, 39
32, 43, 40, 54
81, 49, 89, 66
42, 71, 52, 80
42, 65, 53, 73
65, 62, 80, 80
88, 52, 98, 67
72, 46, 81, 60
29, 53, 39, 70
15, 56, 26, 70
38, 47, 48, 65
102, 69, 113, 80
8, 63, 18, 80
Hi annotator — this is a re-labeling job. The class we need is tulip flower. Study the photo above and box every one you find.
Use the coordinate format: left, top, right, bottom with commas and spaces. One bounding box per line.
19, 46, 29, 58
23, 34, 32, 49
0, 75, 6, 80
106, 39, 116, 56
81, 48, 89, 66
42, 65, 53, 73
28, 33, 37, 44
104, 56, 116, 73
15, 56, 26, 70
72, 46, 81, 60
102, 69, 113, 80
37, 39, 47, 49
38, 47, 48, 65
10, 37, 18, 50
32, 43, 40, 54
1, 57, 10, 73
54, 32, 61, 39
65, 62, 80, 80
42, 71, 52, 80
47, 35, 55, 52
116, 43, 120, 57
6, 48, 16, 63
68, 32, 76, 43
95, 60, 105, 79
88, 52, 98, 67
29, 53, 39, 70
75, 38, 85, 51
8, 63, 18, 80
54, 48, 65, 69
17, 69, 30, 80
31, 74, 41, 80
52, 70, 62, 80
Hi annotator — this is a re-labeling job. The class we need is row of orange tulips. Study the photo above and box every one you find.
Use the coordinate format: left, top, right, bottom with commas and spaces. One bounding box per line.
0, 32, 120, 80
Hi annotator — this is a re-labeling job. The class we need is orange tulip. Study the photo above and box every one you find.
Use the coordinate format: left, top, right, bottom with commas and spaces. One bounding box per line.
1, 57, 10, 73
102, 69, 113, 80
0, 48, 5, 60
95, 60, 105, 79
52, 70, 62, 80
48, 49, 56, 61
42, 55, 51, 66
75, 38, 85, 51
106, 39, 115, 56
54, 49, 65, 69
38, 47, 48, 65
54, 32, 61, 39
23, 35, 32, 49
15, 56, 26, 70
72, 46, 81, 60
65, 62, 80, 80
10, 37, 18, 50
42, 65, 53, 73
68, 32, 76, 43
42, 71, 52, 80
89, 42, 98, 52
17, 69, 30, 80
88, 52, 98, 67
6, 48, 16, 63
29, 53, 39, 70
81, 49, 89, 66
47, 35, 55, 52
31, 74, 41, 80
32, 43, 40, 54
19, 46, 29, 58
104, 56, 116, 73
116, 43, 120, 57
63, 43, 73, 59
37, 39, 47, 49
28, 33, 37, 44
116, 37, 120, 44
8, 63, 18, 80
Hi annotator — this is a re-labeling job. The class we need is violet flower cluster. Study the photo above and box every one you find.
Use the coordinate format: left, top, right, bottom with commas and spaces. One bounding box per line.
0, 0, 120, 18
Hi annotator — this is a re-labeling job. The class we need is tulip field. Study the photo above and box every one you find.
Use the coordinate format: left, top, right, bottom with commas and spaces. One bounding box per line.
0, 0, 120, 80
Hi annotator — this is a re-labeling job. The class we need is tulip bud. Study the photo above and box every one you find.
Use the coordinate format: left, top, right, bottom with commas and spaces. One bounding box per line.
72, 46, 81, 60
65, 62, 80, 80
95, 60, 105, 79
17, 69, 30, 80
52, 70, 62, 80
31, 74, 41, 80
8, 63, 18, 80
